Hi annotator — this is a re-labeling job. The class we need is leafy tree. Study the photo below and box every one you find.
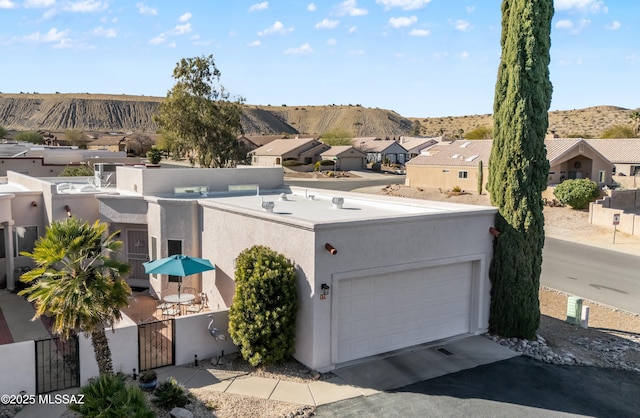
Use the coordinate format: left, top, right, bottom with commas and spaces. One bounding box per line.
229, 245, 297, 367
411, 120, 422, 136
0, 125, 6, 139
320, 128, 354, 146
600, 125, 637, 138
477, 160, 484, 195
59, 164, 94, 177
464, 126, 493, 139
125, 133, 155, 156
630, 110, 640, 134
15, 131, 44, 144
19, 218, 131, 375
553, 179, 599, 209
487, 0, 553, 339
64, 129, 89, 147
154, 54, 245, 168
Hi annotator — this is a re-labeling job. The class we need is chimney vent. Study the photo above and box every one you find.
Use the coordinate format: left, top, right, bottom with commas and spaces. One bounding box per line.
332, 197, 344, 209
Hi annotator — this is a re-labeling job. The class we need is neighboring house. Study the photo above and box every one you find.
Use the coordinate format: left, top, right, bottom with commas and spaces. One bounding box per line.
237, 134, 286, 152
406, 138, 614, 191
250, 137, 329, 166
0, 166, 496, 372
87, 133, 158, 156
319, 146, 366, 171
354, 137, 408, 164
585, 139, 640, 177
87, 136, 126, 152
406, 140, 492, 191
397, 136, 441, 159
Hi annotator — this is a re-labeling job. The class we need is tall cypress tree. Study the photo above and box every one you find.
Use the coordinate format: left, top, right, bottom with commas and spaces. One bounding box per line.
487, 0, 553, 339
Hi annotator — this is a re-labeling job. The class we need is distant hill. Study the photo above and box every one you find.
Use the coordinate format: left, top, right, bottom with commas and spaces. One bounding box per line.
0, 93, 636, 138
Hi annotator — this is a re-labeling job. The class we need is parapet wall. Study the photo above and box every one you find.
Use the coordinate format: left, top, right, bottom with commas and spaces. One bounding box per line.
590, 189, 640, 236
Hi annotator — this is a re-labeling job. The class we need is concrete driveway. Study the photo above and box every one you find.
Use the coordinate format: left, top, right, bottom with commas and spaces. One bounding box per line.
315, 356, 640, 417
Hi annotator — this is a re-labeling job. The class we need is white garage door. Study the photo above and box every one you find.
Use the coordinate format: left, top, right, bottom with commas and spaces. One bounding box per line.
336, 262, 473, 364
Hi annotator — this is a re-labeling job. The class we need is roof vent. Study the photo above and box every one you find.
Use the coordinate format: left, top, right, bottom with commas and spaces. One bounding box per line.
279, 193, 288, 201
332, 197, 344, 209
261, 201, 275, 212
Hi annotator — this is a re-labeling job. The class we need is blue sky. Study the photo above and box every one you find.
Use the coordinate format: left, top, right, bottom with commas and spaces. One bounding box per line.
0, 0, 637, 117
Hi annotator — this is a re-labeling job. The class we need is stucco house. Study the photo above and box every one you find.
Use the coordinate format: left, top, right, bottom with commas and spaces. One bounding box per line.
319, 146, 366, 171
1, 166, 496, 371
354, 137, 409, 165
397, 136, 440, 159
406, 138, 614, 191
237, 134, 286, 153
585, 139, 640, 177
250, 138, 329, 166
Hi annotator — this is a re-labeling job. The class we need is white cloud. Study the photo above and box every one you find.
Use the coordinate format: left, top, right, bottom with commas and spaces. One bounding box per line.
258, 21, 293, 36
409, 28, 430, 37
247, 40, 261, 47
149, 34, 165, 44
92, 26, 116, 37
179, 12, 192, 22
375, 0, 431, 11
326, 38, 337, 45
0, 0, 17, 8
347, 49, 364, 56
605, 20, 620, 30
388, 16, 417, 28
65, 0, 108, 13
555, 19, 573, 29
284, 42, 313, 55
452, 19, 472, 32
555, 18, 591, 33
555, 0, 606, 13
168, 41, 176, 47
348, 26, 357, 33
307, 3, 315, 11
466, 6, 474, 13
25, 27, 68, 42
24, 0, 55, 8
460, 51, 468, 59
335, 0, 367, 16
315, 18, 339, 29
249, 1, 268, 12
136, 2, 157, 16
172, 23, 191, 35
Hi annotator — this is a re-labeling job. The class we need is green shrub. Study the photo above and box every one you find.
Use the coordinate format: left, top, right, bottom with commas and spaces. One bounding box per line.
146, 148, 162, 164
70, 373, 154, 417
282, 160, 304, 166
59, 164, 94, 177
228, 245, 298, 367
152, 377, 189, 410
15, 131, 44, 144
553, 179, 599, 209
371, 162, 381, 171
320, 160, 335, 165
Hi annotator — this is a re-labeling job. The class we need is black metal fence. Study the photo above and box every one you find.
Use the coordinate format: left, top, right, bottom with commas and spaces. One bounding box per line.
138, 318, 174, 371
34, 336, 79, 394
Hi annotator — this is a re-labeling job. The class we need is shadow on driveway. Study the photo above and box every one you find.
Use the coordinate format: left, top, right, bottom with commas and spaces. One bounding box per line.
315, 357, 640, 417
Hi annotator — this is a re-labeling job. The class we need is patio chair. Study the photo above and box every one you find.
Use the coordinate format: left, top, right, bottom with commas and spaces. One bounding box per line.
155, 300, 174, 318
161, 304, 180, 319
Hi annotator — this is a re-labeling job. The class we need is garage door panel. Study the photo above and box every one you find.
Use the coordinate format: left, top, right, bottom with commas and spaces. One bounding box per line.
336, 262, 474, 363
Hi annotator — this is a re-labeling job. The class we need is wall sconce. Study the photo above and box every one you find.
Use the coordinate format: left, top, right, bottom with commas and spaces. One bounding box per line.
30, 201, 38, 207
64, 205, 72, 218
325, 243, 337, 255
320, 283, 330, 300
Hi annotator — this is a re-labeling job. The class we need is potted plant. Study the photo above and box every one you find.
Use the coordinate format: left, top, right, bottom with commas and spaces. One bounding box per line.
138, 370, 158, 390
146, 148, 162, 166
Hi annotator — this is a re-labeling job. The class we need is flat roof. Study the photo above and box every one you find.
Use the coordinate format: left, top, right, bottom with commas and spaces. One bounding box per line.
197, 187, 495, 225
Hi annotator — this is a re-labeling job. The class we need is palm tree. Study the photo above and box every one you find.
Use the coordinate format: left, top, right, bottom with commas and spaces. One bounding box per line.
18, 218, 131, 375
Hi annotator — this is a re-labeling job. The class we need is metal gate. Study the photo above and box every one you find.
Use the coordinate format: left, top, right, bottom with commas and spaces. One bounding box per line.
138, 318, 174, 371
35, 336, 80, 394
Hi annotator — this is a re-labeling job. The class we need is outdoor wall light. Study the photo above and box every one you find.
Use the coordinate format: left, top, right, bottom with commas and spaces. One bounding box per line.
325, 243, 337, 255
64, 205, 72, 217
321, 283, 330, 297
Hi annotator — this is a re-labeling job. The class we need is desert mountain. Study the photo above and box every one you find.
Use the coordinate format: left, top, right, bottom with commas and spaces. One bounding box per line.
0, 93, 636, 138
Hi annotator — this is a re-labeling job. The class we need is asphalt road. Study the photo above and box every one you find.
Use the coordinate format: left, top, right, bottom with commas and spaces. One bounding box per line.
542, 238, 640, 314
314, 356, 640, 418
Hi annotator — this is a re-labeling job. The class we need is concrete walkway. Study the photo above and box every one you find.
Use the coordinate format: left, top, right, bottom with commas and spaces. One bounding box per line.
0, 290, 50, 343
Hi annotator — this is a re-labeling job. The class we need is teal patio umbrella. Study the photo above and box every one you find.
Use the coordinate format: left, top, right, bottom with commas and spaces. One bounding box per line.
143, 255, 215, 297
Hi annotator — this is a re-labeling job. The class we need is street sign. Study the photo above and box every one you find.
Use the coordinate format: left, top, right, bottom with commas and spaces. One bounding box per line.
613, 213, 621, 226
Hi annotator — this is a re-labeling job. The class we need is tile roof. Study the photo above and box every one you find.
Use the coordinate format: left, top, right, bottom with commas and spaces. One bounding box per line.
320, 146, 366, 157
251, 138, 319, 156
353, 138, 408, 153
544, 138, 583, 162
406, 140, 492, 167
585, 139, 640, 163
242, 135, 286, 147
398, 136, 439, 154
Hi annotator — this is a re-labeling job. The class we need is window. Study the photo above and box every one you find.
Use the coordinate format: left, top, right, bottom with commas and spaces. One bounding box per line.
458, 171, 468, 179
0, 228, 5, 259
167, 239, 182, 283
15, 226, 38, 255
598, 170, 606, 183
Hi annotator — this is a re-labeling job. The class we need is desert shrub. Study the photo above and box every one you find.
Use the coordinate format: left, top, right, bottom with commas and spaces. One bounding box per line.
452, 185, 462, 193
371, 162, 381, 171
59, 164, 94, 177
15, 131, 44, 144
229, 245, 297, 367
553, 179, 599, 209
282, 160, 304, 167
0, 125, 6, 139
153, 377, 189, 410
600, 125, 637, 138
146, 148, 162, 164
70, 373, 154, 417
464, 126, 492, 139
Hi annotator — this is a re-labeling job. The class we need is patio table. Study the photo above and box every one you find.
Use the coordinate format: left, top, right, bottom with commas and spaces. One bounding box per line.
163, 294, 195, 304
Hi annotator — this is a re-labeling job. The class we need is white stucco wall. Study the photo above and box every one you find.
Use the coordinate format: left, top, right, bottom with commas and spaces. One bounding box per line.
0, 340, 35, 395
